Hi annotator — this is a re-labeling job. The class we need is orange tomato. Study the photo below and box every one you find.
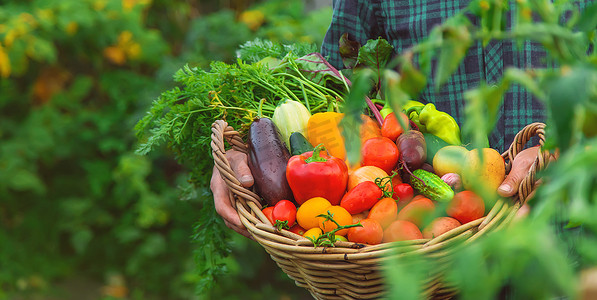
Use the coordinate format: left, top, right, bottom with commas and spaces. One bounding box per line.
318, 205, 353, 236
422, 217, 461, 239
382, 220, 423, 242
347, 218, 383, 245
296, 197, 332, 230
360, 115, 382, 143
381, 112, 409, 142
368, 197, 398, 229
397, 197, 435, 227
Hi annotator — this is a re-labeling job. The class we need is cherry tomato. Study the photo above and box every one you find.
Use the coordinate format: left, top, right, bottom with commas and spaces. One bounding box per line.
381, 112, 409, 142
262, 206, 275, 225
347, 218, 384, 245
361, 137, 400, 174
393, 183, 414, 207
340, 181, 383, 214
272, 200, 297, 229
289, 223, 306, 236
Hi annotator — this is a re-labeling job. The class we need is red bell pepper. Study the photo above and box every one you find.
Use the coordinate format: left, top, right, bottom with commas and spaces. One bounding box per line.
286, 144, 348, 205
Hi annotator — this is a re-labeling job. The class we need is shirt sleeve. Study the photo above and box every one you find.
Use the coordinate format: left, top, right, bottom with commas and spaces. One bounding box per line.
320, 0, 384, 69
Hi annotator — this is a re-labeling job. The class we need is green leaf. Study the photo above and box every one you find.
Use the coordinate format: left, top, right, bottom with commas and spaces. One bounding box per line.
397, 53, 427, 98
462, 80, 507, 149
9, 169, 46, 194
71, 227, 93, 254
291, 52, 349, 88
575, 1, 597, 32
340, 69, 373, 165
435, 17, 472, 89
383, 69, 410, 130
541, 63, 597, 150
504, 68, 545, 100
356, 38, 394, 84
338, 33, 360, 69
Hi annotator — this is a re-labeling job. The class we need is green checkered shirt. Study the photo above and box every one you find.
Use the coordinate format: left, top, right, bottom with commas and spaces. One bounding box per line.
321, 0, 591, 153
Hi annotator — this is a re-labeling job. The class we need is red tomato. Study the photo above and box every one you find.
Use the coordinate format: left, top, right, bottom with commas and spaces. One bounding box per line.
347, 218, 384, 245
340, 181, 383, 214
361, 137, 400, 174
262, 206, 275, 225
288, 223, 306, 236
447, 190, 485, 224
381, 112, 409, 142
368, 197, 398, 229
392, 183, 414, 207
272, 200, 297, 229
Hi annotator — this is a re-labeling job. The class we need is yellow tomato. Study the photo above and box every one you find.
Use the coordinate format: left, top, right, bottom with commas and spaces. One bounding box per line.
296, 197, 332, 230
318, 205, 353, 236
303, 228, 323, 240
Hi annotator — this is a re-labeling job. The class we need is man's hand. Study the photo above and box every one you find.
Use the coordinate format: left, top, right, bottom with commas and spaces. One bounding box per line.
497, 146, 540, 198
210, 149, 254, 239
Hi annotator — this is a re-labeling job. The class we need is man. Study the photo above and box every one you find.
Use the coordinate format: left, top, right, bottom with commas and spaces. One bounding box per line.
212, 0, 562, 237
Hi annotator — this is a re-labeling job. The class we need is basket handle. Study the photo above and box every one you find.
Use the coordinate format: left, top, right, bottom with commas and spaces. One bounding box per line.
210, 120, 263, 209
501, 122, 553, 204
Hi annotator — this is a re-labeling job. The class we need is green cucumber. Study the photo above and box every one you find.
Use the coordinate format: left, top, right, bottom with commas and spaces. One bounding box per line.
410, 169, 454, 202
289, 132, 314, 156
423, 133, 450, 165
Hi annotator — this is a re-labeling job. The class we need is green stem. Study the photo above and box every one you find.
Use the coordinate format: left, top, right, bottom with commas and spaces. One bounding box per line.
405, 105, 425, 117
305, 143, 327, 163
258, 98, 265, 118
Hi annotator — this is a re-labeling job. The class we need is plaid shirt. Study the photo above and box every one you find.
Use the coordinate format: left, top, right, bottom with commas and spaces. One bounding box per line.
321, 0, 590, 153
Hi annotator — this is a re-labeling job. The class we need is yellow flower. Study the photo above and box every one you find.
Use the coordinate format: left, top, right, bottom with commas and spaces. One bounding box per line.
0, 44, 11, 78
122, 0, 151, 12
103, 46, 126, 65
19, 13, 37, 27
239, 10, 265, 31
66, 22, 78, 35
35, 9, 54, 22
93, 0, 107, 11
125, 42, 141, 59
3, 30, 17, 47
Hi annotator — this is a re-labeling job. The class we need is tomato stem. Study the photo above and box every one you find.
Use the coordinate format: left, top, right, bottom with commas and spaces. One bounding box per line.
375, 171, 400, 199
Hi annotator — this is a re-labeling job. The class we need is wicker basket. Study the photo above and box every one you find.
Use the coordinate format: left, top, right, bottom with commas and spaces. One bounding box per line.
210, 120, 552, 299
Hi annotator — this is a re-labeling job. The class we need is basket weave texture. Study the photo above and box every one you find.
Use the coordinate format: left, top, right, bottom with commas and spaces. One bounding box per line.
210, 120, 551, 300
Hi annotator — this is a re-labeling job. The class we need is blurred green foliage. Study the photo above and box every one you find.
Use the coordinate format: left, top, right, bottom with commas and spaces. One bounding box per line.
0, 0, 330, 299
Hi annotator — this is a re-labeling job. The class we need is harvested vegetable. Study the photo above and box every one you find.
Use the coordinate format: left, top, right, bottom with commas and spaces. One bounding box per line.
406, 103, 461, 145
272, 99, 311, 149
286, 144, 349, 206
410, 169, 454, 202
247, 117, 294, 206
